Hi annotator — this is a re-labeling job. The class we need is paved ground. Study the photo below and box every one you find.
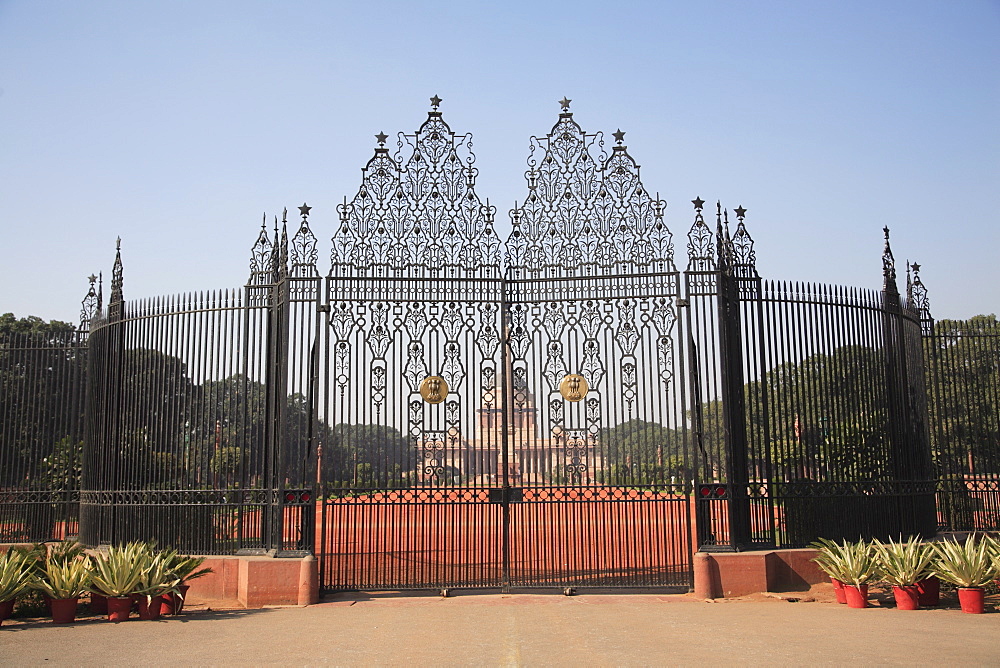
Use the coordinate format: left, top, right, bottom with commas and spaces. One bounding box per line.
2, 586, 998, 666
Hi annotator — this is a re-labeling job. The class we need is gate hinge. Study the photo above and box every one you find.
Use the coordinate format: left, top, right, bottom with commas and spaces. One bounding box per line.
488, 488, 524, 504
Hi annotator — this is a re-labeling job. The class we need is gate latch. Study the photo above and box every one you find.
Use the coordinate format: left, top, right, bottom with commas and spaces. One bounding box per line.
488, 487, 524, 504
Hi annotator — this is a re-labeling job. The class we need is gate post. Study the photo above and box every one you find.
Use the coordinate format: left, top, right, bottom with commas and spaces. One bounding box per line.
715, 208, 752, 550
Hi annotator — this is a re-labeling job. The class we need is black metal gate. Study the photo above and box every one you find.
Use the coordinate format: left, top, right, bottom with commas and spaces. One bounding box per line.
317, 101, 699, 590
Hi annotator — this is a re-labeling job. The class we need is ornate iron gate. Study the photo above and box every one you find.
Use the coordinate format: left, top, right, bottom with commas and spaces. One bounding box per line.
317, 101, 698, 590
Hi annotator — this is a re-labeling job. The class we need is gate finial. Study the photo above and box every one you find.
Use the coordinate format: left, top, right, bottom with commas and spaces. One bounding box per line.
559, 96, 571, 111
430, 95, 442, 110
882, 226, 897, 293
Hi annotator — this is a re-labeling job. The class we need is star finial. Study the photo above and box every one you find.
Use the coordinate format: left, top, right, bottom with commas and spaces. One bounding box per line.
375, 131, 388, 146
734, 206, 747, 219
88, 274, 97, 285
559, 97, 571, 111
612, 129, 625, 144
911, 262, 921, 274
692, 197, 705, 211
430, 95, 442, 110
298, 203, 311, 218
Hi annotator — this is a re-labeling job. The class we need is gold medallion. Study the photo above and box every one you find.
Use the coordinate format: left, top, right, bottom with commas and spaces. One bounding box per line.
559, 373, 589, 402
420, 376, 449, 404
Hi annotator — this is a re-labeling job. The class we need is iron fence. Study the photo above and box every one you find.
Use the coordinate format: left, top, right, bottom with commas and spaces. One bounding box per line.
4, 98, 989, 594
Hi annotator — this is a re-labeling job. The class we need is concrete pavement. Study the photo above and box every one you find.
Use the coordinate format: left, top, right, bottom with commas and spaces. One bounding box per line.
2, 588, 998, 666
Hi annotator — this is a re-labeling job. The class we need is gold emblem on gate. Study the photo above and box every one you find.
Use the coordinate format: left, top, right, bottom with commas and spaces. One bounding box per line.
420, 376, 449, 404
559, 374, 589, 402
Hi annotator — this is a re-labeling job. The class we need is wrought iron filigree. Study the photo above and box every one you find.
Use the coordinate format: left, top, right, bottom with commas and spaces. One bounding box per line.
907, 262, 931, 318
882, 226, 897, 292
80, 274, 99, 330
686, 199, 715, 271
109, 238, 124, 319
332, 98, 501, 278
507, 101, 673, 278
249, 214, 274, 285
290, 204, 319, 277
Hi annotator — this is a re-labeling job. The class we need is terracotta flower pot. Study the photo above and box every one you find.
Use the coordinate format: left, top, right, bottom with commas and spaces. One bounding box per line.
170, 584, 190, 615
830, 577, 847, 604
90, 593, 108, 614
136, 595, 164, 621
0, 599, 15, 625
106, 596, 132, 622
158, 592, 175, 616
892, 585, 920, 610
916, 577, 939, 607
843, 584, 869, 609
958, 587, 985, 614
50, 597, 79, 624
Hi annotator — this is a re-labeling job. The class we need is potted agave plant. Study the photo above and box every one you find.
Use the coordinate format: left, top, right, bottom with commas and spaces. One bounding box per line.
0, 549, 36, 625
135, 550, 180, 621
160, 552, 213, 615
90, 543, 149, 622
873, 536, 935, 610
931, 534, 1000, 614
810, 538, 877, 608
34, 557, 91, 623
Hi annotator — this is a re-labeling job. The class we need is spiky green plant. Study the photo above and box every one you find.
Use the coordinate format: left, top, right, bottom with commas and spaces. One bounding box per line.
873, 536, 936, 586
931, 534, 1000, 589
0, 550, 37, 602
89, 542, 150, 597
165, 552, 213, 584
809, 538, 877, 586
46, 539, 87, 566
34, 558, 90, 599
136, 550, 182, 602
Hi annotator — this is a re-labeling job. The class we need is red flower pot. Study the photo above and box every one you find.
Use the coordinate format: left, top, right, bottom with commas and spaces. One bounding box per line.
170, 584, 190, 615
843, 584, 869, 609
136, 595, 164, 621
106, 596, 132, 622
90, 593, 108, 614
916, 577, 939, 607
50, 597, 79, 624
958, 587, 985, 614
892, 585, 920, 610
158, 592, 175, 616
831, 577, 847, 604
0, 599, 15, 625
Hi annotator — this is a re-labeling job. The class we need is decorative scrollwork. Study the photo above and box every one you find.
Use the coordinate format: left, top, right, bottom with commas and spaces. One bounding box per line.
367, 302, 392, 357
404, 342, 427, 392
290, 204, 319, 277
332, 98, 501, 279
476, 303, 500, 357
907, 262, 930, 317
441, 342, 465, 390
615, 299, 639, 355
507, 101, 673, 278
882, 226, 897, 291
686, 199, 715, 271
249, 214, 275, 285
80, 274, 99, 330
508, 304, 531, 359
543, 341, 567, 391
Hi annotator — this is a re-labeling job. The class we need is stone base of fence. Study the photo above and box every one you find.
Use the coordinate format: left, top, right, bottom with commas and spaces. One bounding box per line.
693, 548, 825, 599
186, 553, 318, 609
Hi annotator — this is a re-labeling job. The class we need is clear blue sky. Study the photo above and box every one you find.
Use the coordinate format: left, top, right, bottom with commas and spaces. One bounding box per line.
1, 0, 997, 323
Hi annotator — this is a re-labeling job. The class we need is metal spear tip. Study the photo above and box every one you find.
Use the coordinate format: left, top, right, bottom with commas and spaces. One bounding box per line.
299, 203, 312, 218
692, 197, 705, 211
559, 96, 571, 111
